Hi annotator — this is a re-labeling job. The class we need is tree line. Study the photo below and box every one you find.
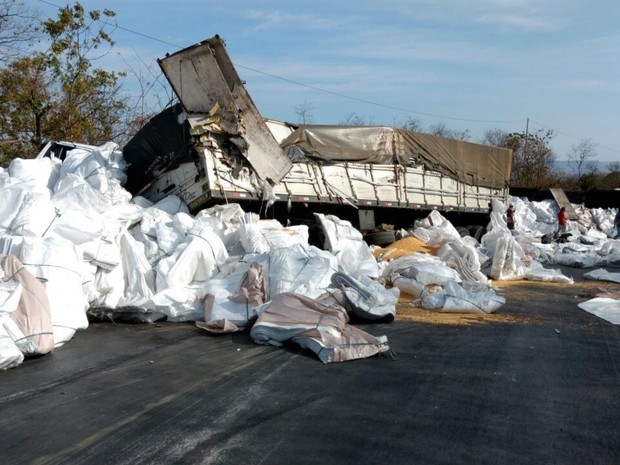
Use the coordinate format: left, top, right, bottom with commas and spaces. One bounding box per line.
1, 1, 618, 192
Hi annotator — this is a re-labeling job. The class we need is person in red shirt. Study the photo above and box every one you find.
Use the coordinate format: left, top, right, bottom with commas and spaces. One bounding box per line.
557, 207, 567, 235
505, 204, 515, 230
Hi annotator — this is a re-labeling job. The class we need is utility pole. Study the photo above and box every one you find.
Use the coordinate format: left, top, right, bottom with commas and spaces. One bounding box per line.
523, 117, 529, 159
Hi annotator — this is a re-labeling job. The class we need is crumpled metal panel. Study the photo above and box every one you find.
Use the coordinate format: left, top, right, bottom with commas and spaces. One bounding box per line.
158, 35, 292, 183
550, 188, 579, 220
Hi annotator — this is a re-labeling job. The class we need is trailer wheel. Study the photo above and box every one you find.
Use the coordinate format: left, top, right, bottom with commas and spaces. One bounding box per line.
456, 226, 470, 237
364, 231, 396, 247
469, 225, 486, 242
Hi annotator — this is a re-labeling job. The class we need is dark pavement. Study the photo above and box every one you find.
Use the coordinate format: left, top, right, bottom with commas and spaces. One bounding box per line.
1, 267, 619, 465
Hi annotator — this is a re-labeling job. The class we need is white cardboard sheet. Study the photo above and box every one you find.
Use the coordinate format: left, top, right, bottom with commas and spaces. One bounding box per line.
578, 298, 620, 324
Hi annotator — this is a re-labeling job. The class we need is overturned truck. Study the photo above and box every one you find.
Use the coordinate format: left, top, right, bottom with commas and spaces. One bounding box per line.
123, 35, 513, 234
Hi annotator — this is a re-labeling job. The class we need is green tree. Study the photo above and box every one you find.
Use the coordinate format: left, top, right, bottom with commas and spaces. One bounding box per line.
578, 171, 600, 191
599, 162, 620, 190
0, 2, 127, 165
505, 129, 556, 188
0, 54, 50, 161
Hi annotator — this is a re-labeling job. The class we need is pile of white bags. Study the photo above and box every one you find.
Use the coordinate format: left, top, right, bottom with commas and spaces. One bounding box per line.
385, 212, 502, 313
314, 213, 379, 280
1, 141, 615, 368
0, 144, 396, 368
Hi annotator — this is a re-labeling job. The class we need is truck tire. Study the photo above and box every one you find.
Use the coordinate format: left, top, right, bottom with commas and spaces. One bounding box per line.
456, 227, 470, 237
469, 225, 485, 242
364, 231, 396, 247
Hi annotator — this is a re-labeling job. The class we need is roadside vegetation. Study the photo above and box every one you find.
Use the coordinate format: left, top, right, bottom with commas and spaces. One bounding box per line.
0, 1, 167, 166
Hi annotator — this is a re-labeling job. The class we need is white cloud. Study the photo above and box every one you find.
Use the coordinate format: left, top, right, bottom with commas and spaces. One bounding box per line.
241, 9, 350, 31
475, 12, 561, 32
539, 78, 613, 91
351, 0, 576, 33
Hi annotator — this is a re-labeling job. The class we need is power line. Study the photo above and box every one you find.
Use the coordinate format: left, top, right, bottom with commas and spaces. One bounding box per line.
34, 0, 524, 126
36, 0, 182, 48
234, 62, 523, 124
32, 0, 619, 155
530, 119, 620, 155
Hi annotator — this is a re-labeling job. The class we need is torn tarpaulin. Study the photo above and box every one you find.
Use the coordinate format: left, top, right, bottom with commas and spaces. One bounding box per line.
250, 292, 390, 363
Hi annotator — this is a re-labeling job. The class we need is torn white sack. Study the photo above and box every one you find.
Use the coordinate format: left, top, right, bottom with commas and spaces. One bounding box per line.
314, 213, 378, 279
331, 272, 398, 321
250, 292, 390, 363
578, 298, 620, 324
584, 269, 620, 284
0, 236, 87, 347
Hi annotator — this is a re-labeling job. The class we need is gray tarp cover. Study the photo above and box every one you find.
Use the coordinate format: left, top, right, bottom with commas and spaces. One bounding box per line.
280, 125, 513, 189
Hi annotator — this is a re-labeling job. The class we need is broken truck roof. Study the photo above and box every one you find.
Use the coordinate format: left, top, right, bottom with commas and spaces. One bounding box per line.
157, 35, 292, 184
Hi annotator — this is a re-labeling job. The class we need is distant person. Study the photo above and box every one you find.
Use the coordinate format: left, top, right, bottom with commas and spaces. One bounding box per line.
557, 207, 567, 235
506, 204, 515, 230
615, 209, 620, 238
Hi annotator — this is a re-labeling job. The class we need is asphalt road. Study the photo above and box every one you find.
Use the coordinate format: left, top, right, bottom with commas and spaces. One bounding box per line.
1, 267, 619, 465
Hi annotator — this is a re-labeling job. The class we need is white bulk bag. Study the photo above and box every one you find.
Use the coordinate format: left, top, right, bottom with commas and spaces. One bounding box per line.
0, 319, 24, 370
159, 228, 229, 290
0, 236, 88, 347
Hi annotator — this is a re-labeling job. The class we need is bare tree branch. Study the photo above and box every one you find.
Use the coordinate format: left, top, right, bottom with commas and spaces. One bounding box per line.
0, 0, 40, 63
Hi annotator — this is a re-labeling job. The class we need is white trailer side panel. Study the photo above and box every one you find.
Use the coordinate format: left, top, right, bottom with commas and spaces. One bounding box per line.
142, 148, 506, 215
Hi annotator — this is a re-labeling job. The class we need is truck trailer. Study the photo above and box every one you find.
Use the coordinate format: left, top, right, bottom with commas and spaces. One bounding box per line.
122, 36, 513, 235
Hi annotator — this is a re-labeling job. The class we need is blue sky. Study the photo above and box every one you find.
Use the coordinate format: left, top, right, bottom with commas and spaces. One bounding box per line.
35, 0, 620, 162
